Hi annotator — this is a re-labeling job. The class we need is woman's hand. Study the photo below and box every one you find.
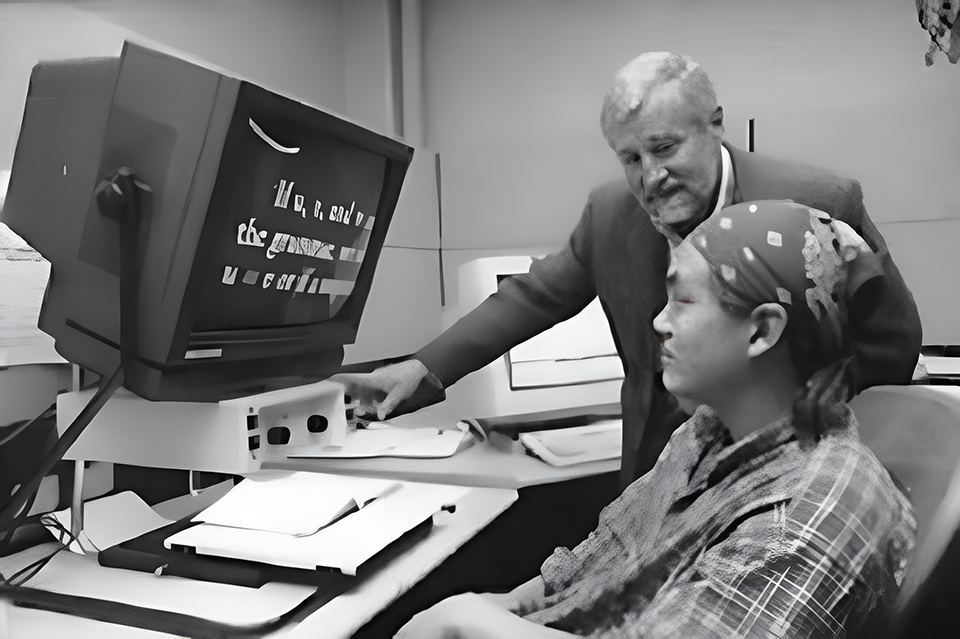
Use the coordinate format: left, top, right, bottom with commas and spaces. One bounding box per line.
395, 593, 502, 639
394, 592, 573, 639
480, 576, 547, 615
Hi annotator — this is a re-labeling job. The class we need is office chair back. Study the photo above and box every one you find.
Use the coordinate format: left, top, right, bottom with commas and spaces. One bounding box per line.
850, 384, 960, 636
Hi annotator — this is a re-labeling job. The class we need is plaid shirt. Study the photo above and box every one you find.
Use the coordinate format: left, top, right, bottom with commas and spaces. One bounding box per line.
526, 406, 916, 638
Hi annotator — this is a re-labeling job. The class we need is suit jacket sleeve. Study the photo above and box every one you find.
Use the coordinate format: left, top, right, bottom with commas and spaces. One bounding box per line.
415, 208, 599, 389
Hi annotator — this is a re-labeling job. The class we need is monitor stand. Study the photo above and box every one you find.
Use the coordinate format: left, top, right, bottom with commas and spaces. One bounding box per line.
56, 379, 348, 536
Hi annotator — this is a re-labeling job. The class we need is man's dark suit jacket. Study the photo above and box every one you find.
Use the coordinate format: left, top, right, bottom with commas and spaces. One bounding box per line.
415, 143, 922, 485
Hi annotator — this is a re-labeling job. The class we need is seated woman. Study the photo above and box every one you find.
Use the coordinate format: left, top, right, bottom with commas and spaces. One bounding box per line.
396, 200, 916, 638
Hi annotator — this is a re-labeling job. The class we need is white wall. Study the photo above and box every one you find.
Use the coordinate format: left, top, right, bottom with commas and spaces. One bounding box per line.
420, 0, 960, 344
0, 0, 351, 172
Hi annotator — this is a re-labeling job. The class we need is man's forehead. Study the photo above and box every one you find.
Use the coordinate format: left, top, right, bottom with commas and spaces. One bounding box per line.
641, 81, 691, 115
629, 88, 701, 136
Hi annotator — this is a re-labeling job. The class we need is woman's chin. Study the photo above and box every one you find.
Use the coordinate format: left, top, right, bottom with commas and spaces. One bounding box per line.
663, 381, 702, 413
674, 395, 703, 414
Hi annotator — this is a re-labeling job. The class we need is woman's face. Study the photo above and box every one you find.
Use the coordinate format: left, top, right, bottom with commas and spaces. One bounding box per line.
652, 241, 755, 407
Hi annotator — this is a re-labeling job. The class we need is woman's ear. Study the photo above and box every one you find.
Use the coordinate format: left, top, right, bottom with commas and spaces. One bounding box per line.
747, 303, 788, 358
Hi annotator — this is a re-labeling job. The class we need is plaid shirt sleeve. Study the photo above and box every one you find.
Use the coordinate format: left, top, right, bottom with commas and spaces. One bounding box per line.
626, 438, 916, 639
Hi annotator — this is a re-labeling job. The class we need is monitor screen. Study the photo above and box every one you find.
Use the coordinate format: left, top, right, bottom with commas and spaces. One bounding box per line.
192, 90, 386, 333
3, 42, 413, 402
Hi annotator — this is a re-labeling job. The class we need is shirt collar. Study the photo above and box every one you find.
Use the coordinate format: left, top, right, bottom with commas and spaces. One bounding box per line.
712, 144, 735, 217
685, 406, 798, 492
712, 414, 797, 472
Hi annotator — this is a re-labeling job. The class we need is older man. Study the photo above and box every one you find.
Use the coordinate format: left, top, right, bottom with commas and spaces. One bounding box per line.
336, 52, 922, 486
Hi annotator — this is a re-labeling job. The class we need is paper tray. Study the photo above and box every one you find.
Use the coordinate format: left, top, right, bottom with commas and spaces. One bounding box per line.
164, 480, 469, 576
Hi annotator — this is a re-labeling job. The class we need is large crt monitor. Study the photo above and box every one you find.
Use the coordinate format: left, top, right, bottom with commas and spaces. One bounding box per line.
3, 42, 413, 402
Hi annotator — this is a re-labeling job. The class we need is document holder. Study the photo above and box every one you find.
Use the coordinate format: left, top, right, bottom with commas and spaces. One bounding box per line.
97, 515, 425, 589
98, 474, 468, 584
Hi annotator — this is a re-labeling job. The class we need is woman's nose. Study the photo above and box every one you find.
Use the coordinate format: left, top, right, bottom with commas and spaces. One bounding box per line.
652, 307, 670, 339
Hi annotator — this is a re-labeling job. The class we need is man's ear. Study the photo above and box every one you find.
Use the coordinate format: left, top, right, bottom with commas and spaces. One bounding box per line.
711, 105, 724, 132
747, 303, 788, 358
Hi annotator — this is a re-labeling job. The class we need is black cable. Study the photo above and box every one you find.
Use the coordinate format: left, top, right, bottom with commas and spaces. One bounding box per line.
0, 365, 123, 556
0, 514, 77, 587
0, 406, 55, 448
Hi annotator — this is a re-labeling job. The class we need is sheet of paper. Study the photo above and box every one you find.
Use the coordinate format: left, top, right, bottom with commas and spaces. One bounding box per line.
191, 470, 400, 536
519, 420, 622, 467
0, 233, 66, 366
508, 355, 624, 389
45, 491, 174, 554
286, 423, 473, 459
151, 478, 236, 522
165, 481, 469, 576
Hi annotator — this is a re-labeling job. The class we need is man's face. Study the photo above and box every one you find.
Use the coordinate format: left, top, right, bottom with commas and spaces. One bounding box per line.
652, 242, 753, 407
607, 84, 724, 238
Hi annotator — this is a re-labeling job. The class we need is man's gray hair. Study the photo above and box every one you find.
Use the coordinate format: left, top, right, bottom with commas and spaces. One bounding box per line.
600, 52, 720, 139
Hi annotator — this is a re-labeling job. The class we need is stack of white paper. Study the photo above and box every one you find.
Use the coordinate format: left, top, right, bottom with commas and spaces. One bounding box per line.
519, 420, 622, 467
189, 471, 399, 535
285, 422, 474, 460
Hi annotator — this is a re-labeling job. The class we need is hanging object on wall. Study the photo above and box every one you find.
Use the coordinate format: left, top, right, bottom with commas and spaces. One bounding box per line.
917, 0, 960, 65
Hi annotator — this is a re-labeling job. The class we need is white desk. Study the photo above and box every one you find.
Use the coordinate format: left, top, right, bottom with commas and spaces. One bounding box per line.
0, 391, 620, 638
0, 485, 517, 639
266, 399, 621, 489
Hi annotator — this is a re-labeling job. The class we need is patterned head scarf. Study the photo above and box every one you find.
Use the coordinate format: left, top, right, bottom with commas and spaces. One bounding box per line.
686, 200, 884, 363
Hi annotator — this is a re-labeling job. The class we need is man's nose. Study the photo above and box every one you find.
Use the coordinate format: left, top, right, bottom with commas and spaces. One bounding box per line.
642, 162, 668, 195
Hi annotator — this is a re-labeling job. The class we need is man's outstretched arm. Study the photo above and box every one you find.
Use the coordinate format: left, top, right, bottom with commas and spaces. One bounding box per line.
335, 242, 598, 420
